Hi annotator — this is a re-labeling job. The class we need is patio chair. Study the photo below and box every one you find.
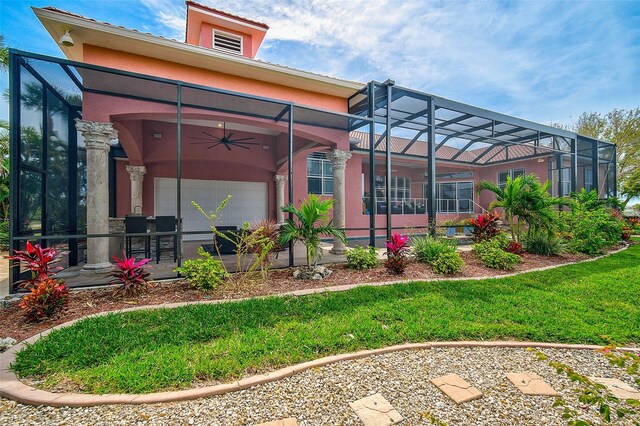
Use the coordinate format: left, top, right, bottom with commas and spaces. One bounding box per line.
155, 215, 177, 264
125, 215, 150, 259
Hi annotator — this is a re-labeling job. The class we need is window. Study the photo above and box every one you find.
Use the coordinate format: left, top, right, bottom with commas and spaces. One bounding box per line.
584, 170, 593, 192
498, 168, 524, 189
307, 152, 333, 195
561, 168, 571, 195
213, 30, 242, 54
375, 176, 411, 201
428, 181, 474, 213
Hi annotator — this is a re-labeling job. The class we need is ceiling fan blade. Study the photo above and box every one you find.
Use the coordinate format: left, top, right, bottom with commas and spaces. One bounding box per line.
188, 136, 217, 140
224, 143, 232, 151
227, 132, 234, 139
190, 141, 218, 145
228, 137, 256, 142
205, 142, 223, 150
232, 141, 260, 146
234, 144, 251, 150
202, 132, 222, 140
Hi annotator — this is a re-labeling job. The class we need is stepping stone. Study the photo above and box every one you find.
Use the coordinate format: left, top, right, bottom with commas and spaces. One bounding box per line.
589, 377, 640, 400
506, 372, 559, 396
349, 393, 403, 426
430, 374, 483, 404
256, 419, 298, 426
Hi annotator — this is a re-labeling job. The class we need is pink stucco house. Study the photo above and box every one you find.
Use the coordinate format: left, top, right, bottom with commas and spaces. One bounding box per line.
8, 2, 616, 287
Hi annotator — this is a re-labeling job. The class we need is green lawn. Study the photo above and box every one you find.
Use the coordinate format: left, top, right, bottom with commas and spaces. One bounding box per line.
12, 244, 640, 394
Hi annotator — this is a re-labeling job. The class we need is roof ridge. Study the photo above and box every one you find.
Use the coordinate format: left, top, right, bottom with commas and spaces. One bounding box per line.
185, 1, 269, 30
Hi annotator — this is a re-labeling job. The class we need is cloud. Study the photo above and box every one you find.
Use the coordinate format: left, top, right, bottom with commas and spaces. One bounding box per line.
139, 0, 640, 124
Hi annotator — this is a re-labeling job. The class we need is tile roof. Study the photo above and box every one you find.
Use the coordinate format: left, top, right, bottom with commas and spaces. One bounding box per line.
40, 6, 364, 87
186, 1, 269, 30
349, 131, 550, 164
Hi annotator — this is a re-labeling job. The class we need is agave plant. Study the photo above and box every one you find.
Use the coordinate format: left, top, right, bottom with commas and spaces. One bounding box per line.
6, 241, 66, 289
110, 253, 152, 297
279, 195, 346, 269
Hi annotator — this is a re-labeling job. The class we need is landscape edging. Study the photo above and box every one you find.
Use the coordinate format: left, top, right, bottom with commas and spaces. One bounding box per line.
0, 244, 634, 407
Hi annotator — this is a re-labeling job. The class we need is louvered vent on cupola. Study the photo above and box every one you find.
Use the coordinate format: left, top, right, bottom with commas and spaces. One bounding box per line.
213, 30, 242, 54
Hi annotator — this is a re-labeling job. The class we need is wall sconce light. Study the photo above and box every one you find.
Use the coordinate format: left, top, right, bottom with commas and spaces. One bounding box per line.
59, 28, 75, 47
153, 132, 162, 139
537, 158, 545, 163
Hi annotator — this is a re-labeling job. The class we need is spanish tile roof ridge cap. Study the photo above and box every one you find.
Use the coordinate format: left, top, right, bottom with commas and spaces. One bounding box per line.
185, 1, 270, 30
41, 6, 182, 42
40, 6, 364, 86
250, 57, 363, 85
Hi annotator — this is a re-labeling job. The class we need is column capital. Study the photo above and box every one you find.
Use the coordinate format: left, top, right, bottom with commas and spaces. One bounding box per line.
126, 165, 147, 181
274, 174, 287, 185
327, 149, 352, 169
75, 119, 118, 152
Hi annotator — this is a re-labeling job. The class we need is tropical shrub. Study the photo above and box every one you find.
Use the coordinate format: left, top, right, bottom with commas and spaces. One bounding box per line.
523, 231, 564, 256
468, 212, 501, 242
18, 278, 70, 322
622, 226, 632, 242
385, 233, 409, 274
564, 209, 623, 255
280, 195, 346, 270
346, 245, 379, 270
431, 251, 464, 275
476, 174, 569, 242
412, 235, 456, 264
175, 247, 227, 291
110, 254, 152, 297
475, 247, 521, 270
505, 241, 524, 256
6, 241, 66, 289
248, 219, 281, 265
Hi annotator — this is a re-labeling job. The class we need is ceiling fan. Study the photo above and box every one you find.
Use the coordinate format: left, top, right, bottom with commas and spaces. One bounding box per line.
188, 122, 259, 151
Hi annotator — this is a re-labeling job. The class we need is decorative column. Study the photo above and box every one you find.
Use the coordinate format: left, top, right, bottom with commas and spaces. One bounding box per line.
327, 149, 352, 254
126, 165, 147, 213
274, 175, 287, 224
76, 119, 117, 271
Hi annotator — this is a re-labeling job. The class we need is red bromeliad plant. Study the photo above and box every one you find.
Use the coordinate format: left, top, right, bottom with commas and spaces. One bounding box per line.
18, 278, 70, 322
110, 253, 152, 297
385, 233, 410, 274
6, 241, 66, 289
506, 241, 524, 256
468, 212, 501, 242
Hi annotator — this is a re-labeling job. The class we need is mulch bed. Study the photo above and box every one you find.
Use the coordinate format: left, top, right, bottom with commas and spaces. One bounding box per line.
0, 248, 614, 343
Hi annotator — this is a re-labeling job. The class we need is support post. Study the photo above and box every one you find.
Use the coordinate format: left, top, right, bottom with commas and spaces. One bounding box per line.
274, 175, 287, 224
385, 81, 394, 241
125, 165, 147, 213
176, 83, 183, 269
327, 149, 351, 254
8, 51, 20, 292
75, 120, 117, 271
367, 82, 376, 247
288, 106, 294, 267
571, 138, 578, 193
592, 138, 599, 196
427, 97, 437, 236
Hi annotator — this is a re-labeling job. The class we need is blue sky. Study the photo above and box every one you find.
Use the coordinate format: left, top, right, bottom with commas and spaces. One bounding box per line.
1, 0, 639, 125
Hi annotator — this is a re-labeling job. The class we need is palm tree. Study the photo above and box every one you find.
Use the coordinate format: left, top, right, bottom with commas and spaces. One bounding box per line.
476, 174, 568, 242
569, 188, 608, 212
279, 194, 346, 269
0, 34, 8, 72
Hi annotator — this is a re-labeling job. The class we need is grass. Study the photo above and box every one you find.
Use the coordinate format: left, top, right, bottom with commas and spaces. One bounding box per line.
12, 244, 640, 394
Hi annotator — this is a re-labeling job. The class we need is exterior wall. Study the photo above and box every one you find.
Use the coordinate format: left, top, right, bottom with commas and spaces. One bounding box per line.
82, 45, 347, 111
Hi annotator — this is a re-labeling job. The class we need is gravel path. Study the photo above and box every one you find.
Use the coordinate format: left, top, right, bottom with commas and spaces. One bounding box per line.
1, 347, 638, 425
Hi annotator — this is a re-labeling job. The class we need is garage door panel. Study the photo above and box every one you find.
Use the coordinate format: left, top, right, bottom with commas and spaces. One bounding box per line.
155, 177, 268, 241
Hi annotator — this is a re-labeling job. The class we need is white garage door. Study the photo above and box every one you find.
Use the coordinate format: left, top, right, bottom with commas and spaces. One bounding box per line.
155, 177, 268, 241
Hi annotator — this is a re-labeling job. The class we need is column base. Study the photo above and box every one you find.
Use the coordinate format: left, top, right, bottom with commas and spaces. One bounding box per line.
329, 246, 348, 255
82, 262, 113, 273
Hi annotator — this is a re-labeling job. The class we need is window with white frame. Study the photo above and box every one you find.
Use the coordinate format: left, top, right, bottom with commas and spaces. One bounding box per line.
498, 168, 525, 189
375, 176, 411, 201
426, 182, 474, 213
584, 169, 593, 192
307, 152, 333, 195
561, 168, 571, 195
213, 30, 242, 54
